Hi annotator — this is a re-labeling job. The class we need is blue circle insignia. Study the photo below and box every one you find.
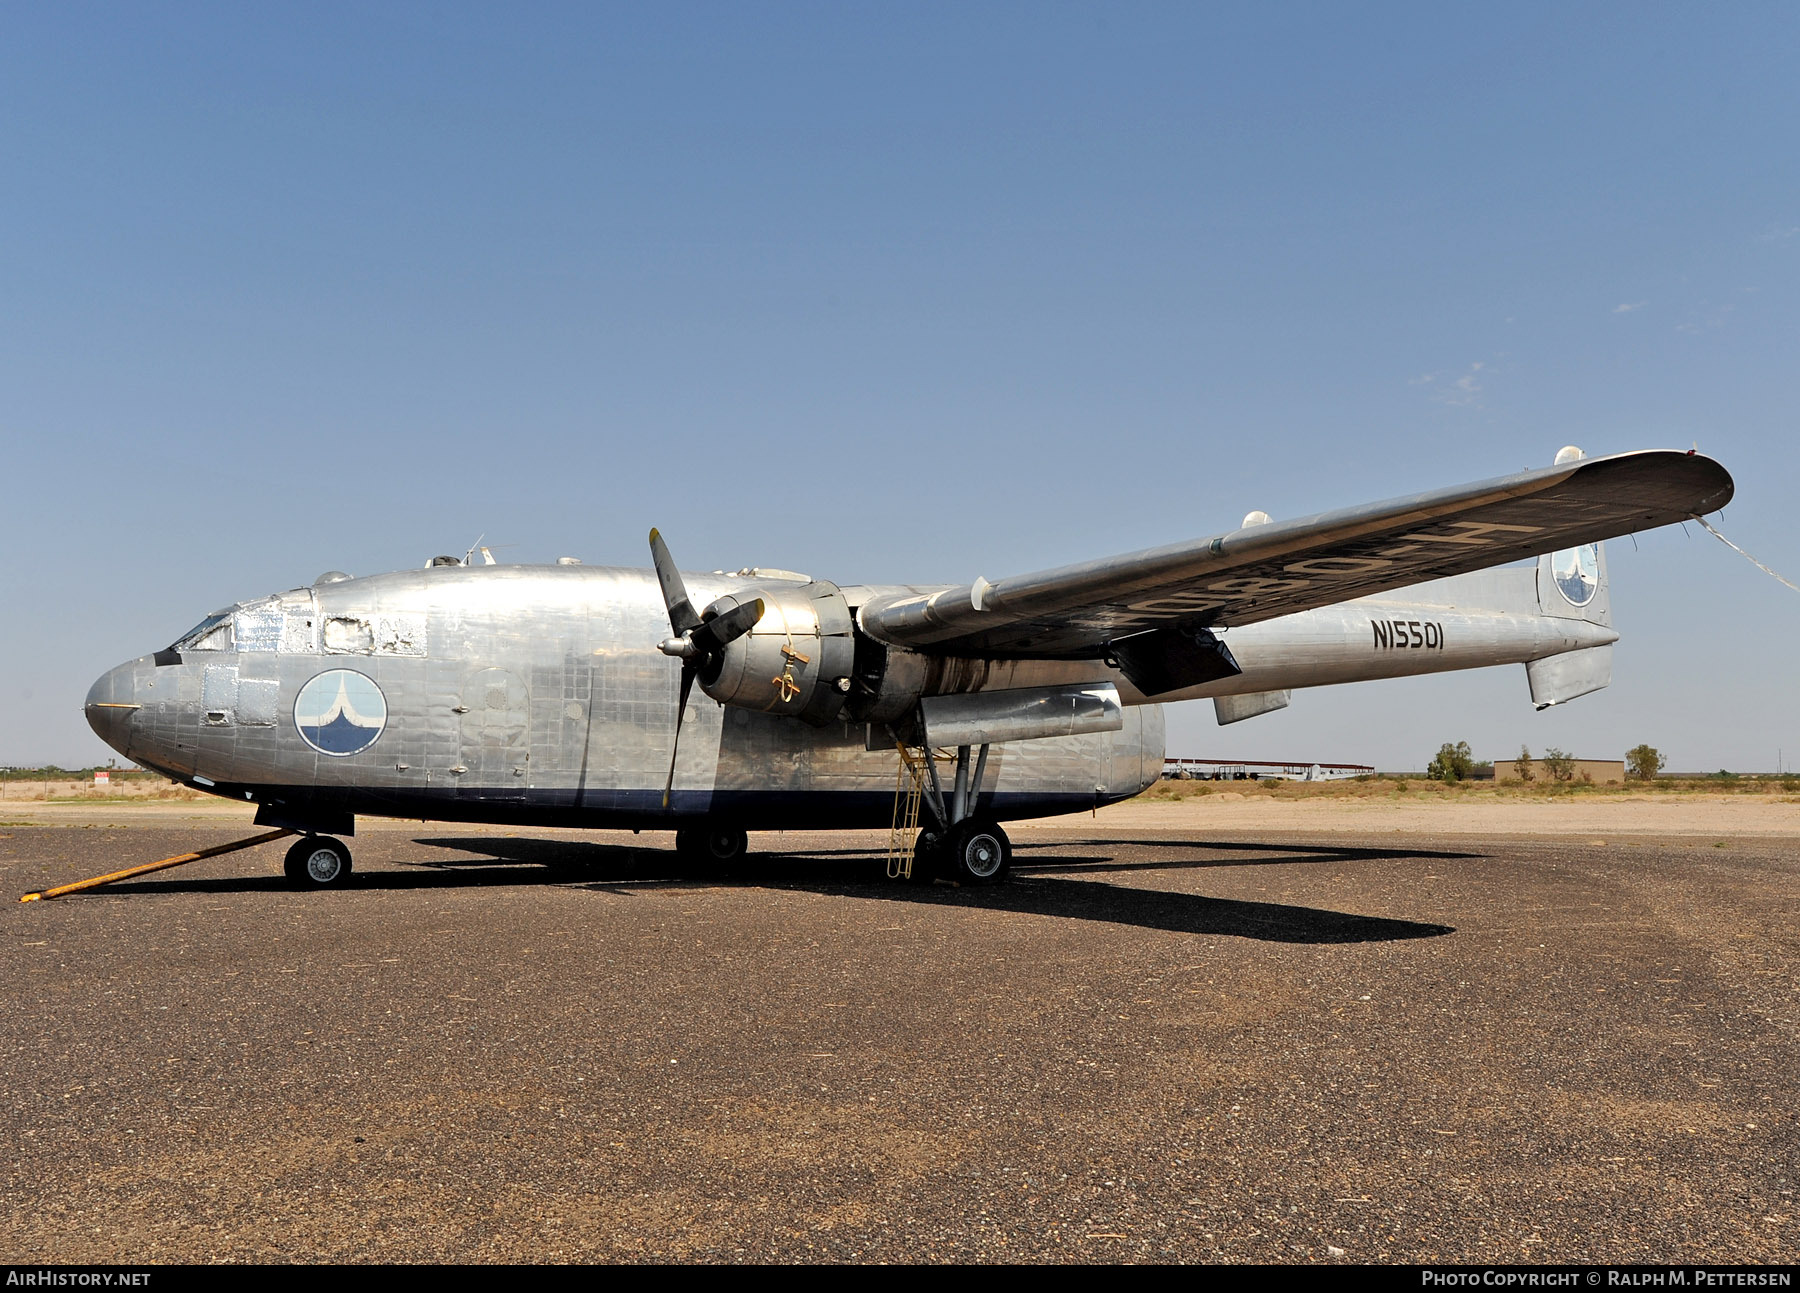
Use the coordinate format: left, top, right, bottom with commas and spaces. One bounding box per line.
1551, 544, 1600, 607
294, 669, 387, 756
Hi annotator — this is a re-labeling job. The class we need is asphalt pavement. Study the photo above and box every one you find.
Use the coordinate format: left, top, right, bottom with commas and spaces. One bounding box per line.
3, 820, 1793, 1262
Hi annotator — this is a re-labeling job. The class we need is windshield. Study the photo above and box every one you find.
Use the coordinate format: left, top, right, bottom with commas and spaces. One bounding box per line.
173, 611, 233, 652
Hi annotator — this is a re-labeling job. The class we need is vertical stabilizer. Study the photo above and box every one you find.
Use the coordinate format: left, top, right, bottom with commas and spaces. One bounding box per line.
1537, 537, 1611, 627
1534, 445, 1611, 627
1527, 446, 1613, 707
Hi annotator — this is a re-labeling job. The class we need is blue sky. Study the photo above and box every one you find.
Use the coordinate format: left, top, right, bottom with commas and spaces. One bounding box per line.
4, 3, 1796, 771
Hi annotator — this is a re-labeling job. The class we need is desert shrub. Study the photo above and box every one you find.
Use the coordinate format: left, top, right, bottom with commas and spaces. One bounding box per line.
1625, 744, 1665, 782
1426, 741, 1475, 783
1541, 748, 1575, 782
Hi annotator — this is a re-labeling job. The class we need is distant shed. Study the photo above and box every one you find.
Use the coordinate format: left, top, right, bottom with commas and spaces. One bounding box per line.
1494, 757, 1624, 784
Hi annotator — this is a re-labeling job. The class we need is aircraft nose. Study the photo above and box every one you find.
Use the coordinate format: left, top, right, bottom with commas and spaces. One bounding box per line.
84, 663, 141, 756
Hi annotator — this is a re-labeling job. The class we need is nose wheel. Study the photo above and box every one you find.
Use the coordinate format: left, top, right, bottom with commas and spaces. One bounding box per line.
283, 836, 353, 888
675, 825, 749, 872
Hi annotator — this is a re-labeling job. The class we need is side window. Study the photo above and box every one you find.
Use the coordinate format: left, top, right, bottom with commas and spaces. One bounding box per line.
322, 613, 426, 656
323, 617, 375, 654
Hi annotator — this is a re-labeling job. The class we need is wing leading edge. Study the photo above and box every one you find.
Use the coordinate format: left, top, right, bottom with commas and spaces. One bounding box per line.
858, 450, 1732, 661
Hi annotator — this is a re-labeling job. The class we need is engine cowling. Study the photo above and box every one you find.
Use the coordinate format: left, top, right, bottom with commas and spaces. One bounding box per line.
698, 580, 855, 725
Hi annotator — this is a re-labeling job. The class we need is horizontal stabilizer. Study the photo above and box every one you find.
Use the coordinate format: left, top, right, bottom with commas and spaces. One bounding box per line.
1526, 645, 1612, 709
1214, 690, 1291, 725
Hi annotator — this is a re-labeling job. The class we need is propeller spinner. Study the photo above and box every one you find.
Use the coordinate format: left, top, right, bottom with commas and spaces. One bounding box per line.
650, 529, 764, 808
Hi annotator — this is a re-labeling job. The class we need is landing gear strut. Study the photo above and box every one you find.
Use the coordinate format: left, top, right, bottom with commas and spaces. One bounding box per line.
905, 737, 1011, 885
284, 835, 353, 889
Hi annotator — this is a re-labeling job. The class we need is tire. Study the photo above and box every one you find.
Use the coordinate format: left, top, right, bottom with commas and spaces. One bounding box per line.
941, 818, 1011, 885
284, 836, 353, 889
676, 825, 749, 869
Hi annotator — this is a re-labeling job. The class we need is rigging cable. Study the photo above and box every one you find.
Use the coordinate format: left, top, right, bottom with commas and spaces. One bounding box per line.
1694, 515, 1800, 595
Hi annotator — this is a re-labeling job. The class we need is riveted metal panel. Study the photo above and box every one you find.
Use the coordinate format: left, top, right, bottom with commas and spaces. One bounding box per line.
233, 607, 284, 652
237, 677, 279, 726
202, 665, 239, 719
281, 609, 319, 654
371, 613, 426, 656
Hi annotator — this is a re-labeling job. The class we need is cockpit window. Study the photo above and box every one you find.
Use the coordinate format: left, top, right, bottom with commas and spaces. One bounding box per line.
169, 592, 324, 655
173, 612, 234, 652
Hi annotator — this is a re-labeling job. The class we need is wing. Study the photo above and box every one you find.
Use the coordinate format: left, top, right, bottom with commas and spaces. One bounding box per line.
859, 450, 1733, 661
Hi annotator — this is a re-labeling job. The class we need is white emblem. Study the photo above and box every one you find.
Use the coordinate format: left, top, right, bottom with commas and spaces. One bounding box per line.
294, 669, 387, 756
1551, 545, 1599, 607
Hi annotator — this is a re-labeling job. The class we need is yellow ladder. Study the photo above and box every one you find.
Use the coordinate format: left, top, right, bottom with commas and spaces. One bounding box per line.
886, 742, 930, 879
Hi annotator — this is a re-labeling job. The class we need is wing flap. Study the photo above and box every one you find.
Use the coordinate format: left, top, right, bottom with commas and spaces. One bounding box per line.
859, 450, 1732, 658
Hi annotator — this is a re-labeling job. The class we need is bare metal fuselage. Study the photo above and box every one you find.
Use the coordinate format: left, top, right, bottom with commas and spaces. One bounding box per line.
84, 561, 1613, 834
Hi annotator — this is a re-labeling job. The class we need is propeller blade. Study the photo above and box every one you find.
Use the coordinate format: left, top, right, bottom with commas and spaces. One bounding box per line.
662, 664, 697, 810
649, 528, 701, 636
689, 598, 765, 657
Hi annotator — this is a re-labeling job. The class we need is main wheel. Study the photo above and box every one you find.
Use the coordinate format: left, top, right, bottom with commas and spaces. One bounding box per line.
675, 825, 749, 869
941, 818, 1011, 885
283, 836, 353, 889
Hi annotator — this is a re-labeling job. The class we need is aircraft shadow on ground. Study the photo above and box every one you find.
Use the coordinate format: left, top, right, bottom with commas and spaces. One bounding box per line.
86, 835, 1459, 944
1011, 837, 1482, 876
411, 835, 1459, 944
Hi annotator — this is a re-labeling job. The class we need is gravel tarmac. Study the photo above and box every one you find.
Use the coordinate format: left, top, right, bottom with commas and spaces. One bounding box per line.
2, 817, 1794, 1263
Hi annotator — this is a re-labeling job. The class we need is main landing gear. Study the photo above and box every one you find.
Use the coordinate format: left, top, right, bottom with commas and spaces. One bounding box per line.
913, 816, 1012, 885
906, 739, 1012, 885
283, 835, 353, 889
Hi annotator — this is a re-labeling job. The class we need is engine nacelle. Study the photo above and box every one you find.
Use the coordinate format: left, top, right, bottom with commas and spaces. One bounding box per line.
699, 581, 855, 725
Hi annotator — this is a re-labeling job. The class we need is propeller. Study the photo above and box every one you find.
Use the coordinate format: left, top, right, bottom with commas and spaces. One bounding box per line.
650, 529, 765, 809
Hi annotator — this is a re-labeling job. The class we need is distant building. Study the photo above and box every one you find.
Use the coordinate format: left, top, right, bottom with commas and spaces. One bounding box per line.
1494, 757, 1624, 784
1163, 758, 1374, 782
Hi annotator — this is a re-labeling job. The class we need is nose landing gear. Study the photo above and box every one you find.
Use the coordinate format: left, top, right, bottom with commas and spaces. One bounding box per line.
675, 825, 750, 874
283, 836, 354, 888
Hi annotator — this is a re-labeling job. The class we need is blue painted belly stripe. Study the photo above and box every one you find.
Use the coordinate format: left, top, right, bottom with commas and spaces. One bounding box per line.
217, 782, 1115, 833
